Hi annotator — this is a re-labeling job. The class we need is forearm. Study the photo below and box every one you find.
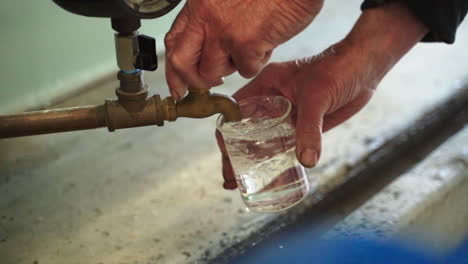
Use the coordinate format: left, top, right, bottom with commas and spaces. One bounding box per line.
362, 0, 468, 44
342, 2, 429, 81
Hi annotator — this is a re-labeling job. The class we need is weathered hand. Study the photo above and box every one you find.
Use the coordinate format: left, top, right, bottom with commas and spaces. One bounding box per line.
164, 0, 323, 100
216, 2, 428, 189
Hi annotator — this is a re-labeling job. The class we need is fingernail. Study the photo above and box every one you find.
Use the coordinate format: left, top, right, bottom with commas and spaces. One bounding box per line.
170, 89, 180, 101
300, 148, 318, 168
175, 88, 186, 100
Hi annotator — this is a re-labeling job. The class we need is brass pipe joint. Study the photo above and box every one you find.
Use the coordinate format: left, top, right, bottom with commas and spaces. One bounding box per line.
104, 95, 164, 132
107, 87, 242, 132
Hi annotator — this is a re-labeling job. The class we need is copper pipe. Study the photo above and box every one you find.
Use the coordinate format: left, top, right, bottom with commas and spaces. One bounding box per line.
0, 88, 241, 138
0, 105, 106, 138
174, 88, 242, 122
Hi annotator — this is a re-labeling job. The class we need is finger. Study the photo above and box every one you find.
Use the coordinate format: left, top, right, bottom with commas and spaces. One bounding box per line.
199, 37, 236, 85
169, 23, 220, 90
165, 5, 190, 100
165, 61, 187, 100
262, 50, 273, 65
215, 130, 237, 189
229, 41, 271, 78
323, 91, 374, 132
295, 82, 332, 168
164, 4, 190, 54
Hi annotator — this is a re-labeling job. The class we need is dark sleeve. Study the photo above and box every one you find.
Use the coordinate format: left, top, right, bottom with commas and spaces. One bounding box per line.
361, 0, 468, 44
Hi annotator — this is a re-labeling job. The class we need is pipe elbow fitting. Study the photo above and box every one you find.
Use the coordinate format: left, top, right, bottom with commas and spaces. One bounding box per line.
174, 88, 241, 122
212, 95, 242, 122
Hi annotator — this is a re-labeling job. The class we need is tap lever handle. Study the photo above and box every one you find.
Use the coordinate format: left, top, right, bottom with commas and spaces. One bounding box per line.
136, 35, 157, 71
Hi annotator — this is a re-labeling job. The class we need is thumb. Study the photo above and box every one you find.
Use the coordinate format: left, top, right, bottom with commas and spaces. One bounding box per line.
295, 82, 331, 168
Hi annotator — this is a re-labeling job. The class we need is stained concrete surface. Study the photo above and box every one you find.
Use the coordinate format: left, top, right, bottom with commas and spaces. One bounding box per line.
1, 0, 468, 263
329, 127, 468, 255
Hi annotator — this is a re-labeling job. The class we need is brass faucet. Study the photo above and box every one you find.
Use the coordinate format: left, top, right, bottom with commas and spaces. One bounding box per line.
0, 72, 241, 138
171, 88, 241, 122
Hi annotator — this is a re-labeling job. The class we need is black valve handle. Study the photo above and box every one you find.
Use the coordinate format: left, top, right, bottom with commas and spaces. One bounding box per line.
136, 35, 158, 71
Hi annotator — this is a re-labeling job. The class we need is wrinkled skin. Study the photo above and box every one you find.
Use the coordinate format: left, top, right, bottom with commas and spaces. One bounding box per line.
164, 0, 324, 99
165, 1, 428, 189
216, 43, 377, 189
215, 3, 428, 189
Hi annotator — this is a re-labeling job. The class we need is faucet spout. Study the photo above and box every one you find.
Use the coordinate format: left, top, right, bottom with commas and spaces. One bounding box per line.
174, 88, 242, 122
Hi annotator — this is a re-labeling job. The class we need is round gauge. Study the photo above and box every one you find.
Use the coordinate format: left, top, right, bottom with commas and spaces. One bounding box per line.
53, 0, 182, 19
123, 0, 180, 17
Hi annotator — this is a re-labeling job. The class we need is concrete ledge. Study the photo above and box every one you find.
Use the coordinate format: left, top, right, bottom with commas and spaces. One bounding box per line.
329, 127, 468, 254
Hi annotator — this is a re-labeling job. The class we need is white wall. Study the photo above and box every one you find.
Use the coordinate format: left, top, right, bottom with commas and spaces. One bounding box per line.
0, 1, 180, 114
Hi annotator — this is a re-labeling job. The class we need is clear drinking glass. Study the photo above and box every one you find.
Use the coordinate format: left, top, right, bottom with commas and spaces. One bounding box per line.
217, 96, 310, 213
